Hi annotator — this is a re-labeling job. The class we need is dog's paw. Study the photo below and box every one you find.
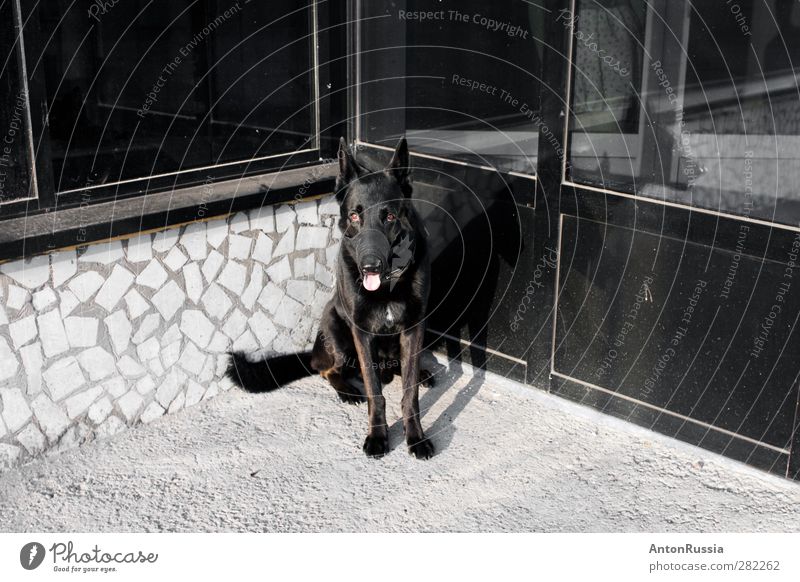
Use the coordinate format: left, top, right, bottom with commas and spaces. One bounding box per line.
362, 434, 390, 458
420, 369, 435, 387
337, 390, 366, 405
407, 437, 435, 460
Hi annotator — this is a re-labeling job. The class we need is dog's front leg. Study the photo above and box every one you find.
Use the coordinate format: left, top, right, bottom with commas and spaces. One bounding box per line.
400, 326, 435, 459
352, 328, 389, 457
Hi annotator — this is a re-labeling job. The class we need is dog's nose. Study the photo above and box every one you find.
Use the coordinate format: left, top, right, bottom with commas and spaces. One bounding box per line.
361, 256, 383, 274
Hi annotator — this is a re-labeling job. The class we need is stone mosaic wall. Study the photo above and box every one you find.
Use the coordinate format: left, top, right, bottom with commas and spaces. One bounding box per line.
0, 195, 341, 471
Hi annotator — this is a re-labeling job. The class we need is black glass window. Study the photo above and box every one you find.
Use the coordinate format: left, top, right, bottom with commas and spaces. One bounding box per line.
33, 0, 317, 196
568, 0, 800, 226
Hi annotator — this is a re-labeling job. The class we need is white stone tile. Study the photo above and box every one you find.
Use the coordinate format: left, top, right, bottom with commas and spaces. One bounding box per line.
30, 394, 70, 441
146, 357, 163, 377
295, 200, 319, 224
161, 340, 182, 369
51, 249, 78, 287
151, 280, 185, 321
201, 250, 224, 283
132, 313, 161, 344
16, 423, 46, 455
162, 323, 182, 345
0, 304, 7, 325
0, 388, 32, 432
135, 376, 155, 395
136, 337, 160, 362
126, 233, 153, 263
155, 370, 185, 408
274, 204, 295, 232
20, 342, 43, 395
180, 221, 207, 261
203, 382, 220, 401
257, 282, 285, 314
102, 376, 127, 398
0, 254, 50, 289
117, 390, 144, 423
273, 224, 295, 257
183, 262, 203, 304
217, 261, 246, 295
0, 443, 20, 469
266, 256, 292, 284
67, 271, 104, 302
152, 228, 179, 253
64, 386, 104, 418
199, 356, 215, 383
87, 397, 113, 425
37, 309, 69, 357
58, 289, 80, 319
318, 196, 340, 216
123, 289, 150, 319
180, 310, 214, 349
178, 341, 206, 375
293, 254, 315, 278
315, 263, 335, 288
249, 311, 278, 349
32, 287, 57, 312
7, 285, 29, 311
249, 208, 274, 233
64, 316, 98, 348
168, 392, 185, 414
229, 212, 249, 233
273, 295, 304, 329
331, 226, 343, 240
95, 265, 134, 311
135, 259, 168, 290
104, 310, 132, 356
118, 354, 145, 379
78, 240, 124, 264
43, 357, 85, 401
296, 226, 329, 250
228, 234, 252, 261
200, 283, 232, 321
232, 328, 259, 353
206, 219, 228, 248
184, 379, 206, 407
311, 290, 330, 320
286, 280, 316, 305
77, 346, 116, 382
9, 315, 38, 350
252, 232, 274, 264
222, 309, 248, 340
140, 401, 165, 424
96, 416, 125, 439
207, 331, 230, 353
163, 246, 188, 271
241, 265, 263, 311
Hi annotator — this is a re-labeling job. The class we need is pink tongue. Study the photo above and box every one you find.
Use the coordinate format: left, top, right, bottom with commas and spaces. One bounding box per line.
363, 273, 381, 291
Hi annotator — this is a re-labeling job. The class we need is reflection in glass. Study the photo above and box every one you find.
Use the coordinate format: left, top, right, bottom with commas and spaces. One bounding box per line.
568, 0, 800, 226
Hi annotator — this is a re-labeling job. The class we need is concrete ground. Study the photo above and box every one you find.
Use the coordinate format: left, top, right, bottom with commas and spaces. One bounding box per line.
1, 357, 799, 532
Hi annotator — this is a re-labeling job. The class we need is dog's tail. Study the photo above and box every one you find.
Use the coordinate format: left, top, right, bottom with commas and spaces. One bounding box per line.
226, 351, 314, 393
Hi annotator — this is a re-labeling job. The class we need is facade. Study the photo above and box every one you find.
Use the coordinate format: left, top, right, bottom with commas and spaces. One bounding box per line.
0, 0, 798, 480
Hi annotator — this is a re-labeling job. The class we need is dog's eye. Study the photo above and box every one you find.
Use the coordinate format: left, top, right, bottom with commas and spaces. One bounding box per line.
386, 213, 396, 222
349, 212, 360, 222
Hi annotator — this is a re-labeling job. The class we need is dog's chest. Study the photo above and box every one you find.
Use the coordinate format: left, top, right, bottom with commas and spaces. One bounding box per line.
362, 301, 404, 333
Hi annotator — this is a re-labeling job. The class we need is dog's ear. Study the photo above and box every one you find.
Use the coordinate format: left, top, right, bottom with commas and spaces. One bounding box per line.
336, 138, 362, 202
387, 137, 412, 196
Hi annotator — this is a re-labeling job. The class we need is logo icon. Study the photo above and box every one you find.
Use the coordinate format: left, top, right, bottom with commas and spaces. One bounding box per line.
20, 542, 45, 570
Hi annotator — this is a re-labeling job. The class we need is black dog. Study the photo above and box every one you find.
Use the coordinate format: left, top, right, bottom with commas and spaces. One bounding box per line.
227, 137, 435, 459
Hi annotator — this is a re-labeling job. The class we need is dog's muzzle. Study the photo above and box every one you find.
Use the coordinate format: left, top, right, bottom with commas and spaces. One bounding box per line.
353, 229, 391, 291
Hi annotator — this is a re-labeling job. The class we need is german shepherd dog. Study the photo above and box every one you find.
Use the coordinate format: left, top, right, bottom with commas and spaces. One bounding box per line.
227, 137, 435, 459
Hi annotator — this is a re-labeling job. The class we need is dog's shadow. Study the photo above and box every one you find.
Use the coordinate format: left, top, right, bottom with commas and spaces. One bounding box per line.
387, 346, 487, 456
